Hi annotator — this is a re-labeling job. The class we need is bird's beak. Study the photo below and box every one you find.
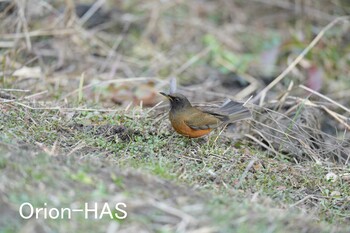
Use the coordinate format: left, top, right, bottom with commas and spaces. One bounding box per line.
159, 92, 172, 100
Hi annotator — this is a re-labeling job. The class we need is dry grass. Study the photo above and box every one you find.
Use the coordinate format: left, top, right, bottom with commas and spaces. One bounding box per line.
1, 0, 350, 232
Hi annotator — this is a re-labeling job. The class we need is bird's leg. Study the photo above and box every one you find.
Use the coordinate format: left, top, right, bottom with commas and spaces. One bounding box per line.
184, 136, 194, 146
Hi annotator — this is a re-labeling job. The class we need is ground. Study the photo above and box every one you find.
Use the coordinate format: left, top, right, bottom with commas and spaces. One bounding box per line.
0, 0, 350, 233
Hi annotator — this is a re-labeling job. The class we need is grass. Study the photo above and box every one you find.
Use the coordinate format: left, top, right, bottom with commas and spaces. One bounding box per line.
1, 0, 350, 232
1, 103, 350, 232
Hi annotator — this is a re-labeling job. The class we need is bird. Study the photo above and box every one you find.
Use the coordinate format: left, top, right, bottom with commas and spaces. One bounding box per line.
160, 92, 251, 138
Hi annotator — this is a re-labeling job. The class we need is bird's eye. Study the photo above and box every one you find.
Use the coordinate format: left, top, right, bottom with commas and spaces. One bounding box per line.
175, 98, 179, 102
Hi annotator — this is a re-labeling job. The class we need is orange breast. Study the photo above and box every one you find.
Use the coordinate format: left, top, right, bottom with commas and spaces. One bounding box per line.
170, 120, 212, 138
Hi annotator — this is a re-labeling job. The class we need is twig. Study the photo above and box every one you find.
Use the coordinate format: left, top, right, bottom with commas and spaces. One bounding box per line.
289, 195, 315, 208
321, 106, 350, 131
145, 100, 165, 114
0, 88, 30, 92
9, 102, 119, 112
253, 16, 350, 104
277, 80, 294, 112
235, 157, 257, 189
213, 124, 227, 144
245, 133, 278, 156
1, 28, 76, 39
234, 74, 260, 100
25, 91, 48, 99
299, 85, 350, 114
78, 0, 106, 26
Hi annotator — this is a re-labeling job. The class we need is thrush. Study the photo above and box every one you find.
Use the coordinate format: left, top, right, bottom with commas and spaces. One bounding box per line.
160, 92, 251, 138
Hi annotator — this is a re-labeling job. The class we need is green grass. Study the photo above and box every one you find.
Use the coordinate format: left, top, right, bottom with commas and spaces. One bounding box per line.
1, 104, 350, 232
1, 1, 350, 232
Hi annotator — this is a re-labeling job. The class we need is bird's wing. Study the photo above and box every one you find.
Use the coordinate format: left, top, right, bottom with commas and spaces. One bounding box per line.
200, 100, 251, 122
184, 111, 223, 130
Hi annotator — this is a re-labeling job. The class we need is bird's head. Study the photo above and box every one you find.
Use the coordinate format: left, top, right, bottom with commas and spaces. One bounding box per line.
160, 92, 192, 111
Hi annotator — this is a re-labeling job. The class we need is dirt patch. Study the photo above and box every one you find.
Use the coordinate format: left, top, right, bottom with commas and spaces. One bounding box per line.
70, 123, 135, 142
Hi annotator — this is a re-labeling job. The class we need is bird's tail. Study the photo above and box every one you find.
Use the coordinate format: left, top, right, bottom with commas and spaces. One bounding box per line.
219, 100, 252, 122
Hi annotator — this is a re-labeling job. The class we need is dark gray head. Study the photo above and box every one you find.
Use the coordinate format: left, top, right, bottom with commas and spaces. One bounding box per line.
160, 92, 192, 111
